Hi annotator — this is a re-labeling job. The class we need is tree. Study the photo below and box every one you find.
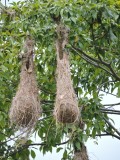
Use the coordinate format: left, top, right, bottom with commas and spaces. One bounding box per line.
0, 0, 120, 159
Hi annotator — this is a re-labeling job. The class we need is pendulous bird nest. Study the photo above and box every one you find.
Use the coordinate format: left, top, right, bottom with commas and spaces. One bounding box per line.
54, 24, 80, 124
9, 36, 42, 130
73, 144, 89, 160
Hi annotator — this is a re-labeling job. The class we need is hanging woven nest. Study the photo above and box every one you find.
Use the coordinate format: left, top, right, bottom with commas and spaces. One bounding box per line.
54, 24, 80, 123
9, 36, 42, 130
73, 144, 89, 160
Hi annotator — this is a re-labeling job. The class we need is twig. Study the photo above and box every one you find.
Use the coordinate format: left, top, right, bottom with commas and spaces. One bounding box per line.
100, 89, 118, 97
100, 111, 120, 115
4, 139, 70, 159
100, 108, 120, 112
95, 132, 120, 140
71, 46, 101, 64
108, 64, 120, 81
103, 102, 120, 107
41, 100, 54, 104
105, 131, 120, 140
40, 87, 56, 96
103, 117, 120, 137
89, 45, 119, 54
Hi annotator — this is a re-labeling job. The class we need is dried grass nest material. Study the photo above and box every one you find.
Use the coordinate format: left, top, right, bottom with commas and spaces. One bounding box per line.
9, 38, 42, 129
54, 53, 80, 123
73, 144, 89, 160
9, 67, 41, 129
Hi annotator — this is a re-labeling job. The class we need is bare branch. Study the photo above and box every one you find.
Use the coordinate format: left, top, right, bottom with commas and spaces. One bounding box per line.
108, 64, 120, 81
103, 117, 120, 137
103, 102, 120, 107
95, 132, 120, 140
100, 89, 118, 97
105, 131, 120, 140
100, 109, 120, 115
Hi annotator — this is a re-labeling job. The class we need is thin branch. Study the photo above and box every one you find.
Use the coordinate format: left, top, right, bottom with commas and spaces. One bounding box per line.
95, 133, 110, 137
98, 80, 116, 93
89, 45, 119, 54
41, 100, 54, 104
71, 47, 113, 76
71, 45, 120, 81
4, 140, 70, 159
108, 64, 120, 81
28, 139, 70, 147
95, 132, 120, 140
103, 117, 120, 137
40, 87, 56, 96
100, 89, 118, 97
105, 131, 120, 140
90, 22, 110, 67
71, 46, 101, 64
100, 108, 120, 114
103, 102, 120, 107
0, 128, 30, 146
100, 111, 120, 115
100, 108, 120, 113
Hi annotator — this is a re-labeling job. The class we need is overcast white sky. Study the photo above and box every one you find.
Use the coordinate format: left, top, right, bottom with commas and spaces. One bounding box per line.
1, 0, 120, 159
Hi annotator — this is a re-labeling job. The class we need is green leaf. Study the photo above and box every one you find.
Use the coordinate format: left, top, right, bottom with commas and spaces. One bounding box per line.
75, 142, 81, 150
92, 128, 96, 138
83, 134, 88, 142
1, 65, 8, 72
31, 150, 36, 159
71, 17, 77, 23
62, 149, 68, 159
109, 29, 117, 41
117, 86, 120, 97
56, 147, 63, 153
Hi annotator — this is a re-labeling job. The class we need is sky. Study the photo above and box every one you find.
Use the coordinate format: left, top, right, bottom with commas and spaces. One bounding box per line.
1, 0, 120, 159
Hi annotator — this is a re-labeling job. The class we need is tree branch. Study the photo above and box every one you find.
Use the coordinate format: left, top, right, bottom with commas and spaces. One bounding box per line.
100, 89, 118, 97
71, 46, 113, 76
4, 140, 70, 159
95, 132, 120, 140
89, 45, 119, 54
106, 131, 120, 140
0, 115, 54, 146
100, 109, 120, 115
103, 117, 120, 137
103, 102, 120, 107
41, 100, 54, 104
71, 46, 101, 64
40, 86, 56, 96
71, 46, 120, 81
108, 64, 120, 81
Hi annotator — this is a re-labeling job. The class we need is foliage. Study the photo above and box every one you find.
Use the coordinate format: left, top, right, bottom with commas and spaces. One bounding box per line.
0, 0, 120, 159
